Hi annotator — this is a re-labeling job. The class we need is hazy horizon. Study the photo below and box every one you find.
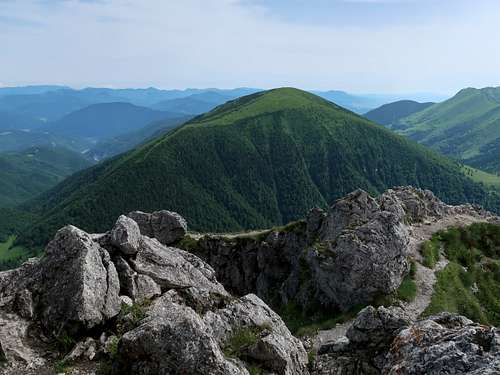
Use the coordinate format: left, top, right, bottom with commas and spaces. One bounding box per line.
2, 0, 500, 94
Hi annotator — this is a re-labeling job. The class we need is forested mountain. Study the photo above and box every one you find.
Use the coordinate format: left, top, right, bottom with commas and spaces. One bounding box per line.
0, 111, 44, 131
364, 100, 434, 127
393, 87, 500, 172
0, 146, 92, 207
42, 102, 176, 143
16, 88, 500, 247
86, 115, 191, 161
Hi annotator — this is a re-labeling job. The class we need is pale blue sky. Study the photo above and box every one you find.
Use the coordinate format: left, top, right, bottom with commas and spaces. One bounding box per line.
1, 0, 500, 94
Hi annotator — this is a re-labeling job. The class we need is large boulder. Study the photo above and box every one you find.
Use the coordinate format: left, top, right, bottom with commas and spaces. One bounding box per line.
110, 215, 142, 255
131, 236, 227, 295
313, 190, 410, 309
205, 294, 309, 375
117, 292, 309, 375
128, 210, 187, 245
33, 226, 121, 336
117, 300, 245, 375
384, 312, 500, 375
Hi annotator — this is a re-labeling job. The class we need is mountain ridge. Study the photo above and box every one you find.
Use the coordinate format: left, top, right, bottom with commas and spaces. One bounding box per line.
15, 87, 500, 248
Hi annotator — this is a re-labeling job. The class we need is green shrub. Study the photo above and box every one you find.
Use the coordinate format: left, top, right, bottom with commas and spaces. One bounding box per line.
223, 327, 261, 358
397, 276, 417, 302
421, 239, 440, 268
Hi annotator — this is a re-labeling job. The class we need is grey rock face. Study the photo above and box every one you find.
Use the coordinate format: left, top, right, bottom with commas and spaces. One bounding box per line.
110, 215, 142, 255
345, 306, 411, 350
132, 236, 227, 295
183, 187, 496, 313
313, 308, 500, 375
205, 294, 309, 375
35, 225, 121, 335
384, 312, 500, 375
114, 255, 161, 302
118, 300, 246, 375
128, 210, 187, 245
118, 291, 308, 375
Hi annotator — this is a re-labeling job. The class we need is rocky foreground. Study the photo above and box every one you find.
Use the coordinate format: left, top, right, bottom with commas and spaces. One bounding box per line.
0, 187, 498, 374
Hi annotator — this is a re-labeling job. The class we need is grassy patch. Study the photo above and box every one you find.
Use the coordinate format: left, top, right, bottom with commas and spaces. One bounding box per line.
462, 165, 500, 190
223, 327, 264, 374
421, 237, 440, 268
0, 235, 33, 270
54, 359, 72, 374
396, 276, 417, 302
424, 223, 500, 325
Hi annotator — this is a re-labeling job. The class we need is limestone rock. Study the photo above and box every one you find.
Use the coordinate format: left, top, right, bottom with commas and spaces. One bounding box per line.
205, 294, 309, 375
35, 225, 121, 335
117, 300, 245, 375
131, 236, 227, 295
346, 306, 411, 350
114, 255, 161, 302
384, 312, 500, 375
128, 210, 187, 245
110, 215, 142, 255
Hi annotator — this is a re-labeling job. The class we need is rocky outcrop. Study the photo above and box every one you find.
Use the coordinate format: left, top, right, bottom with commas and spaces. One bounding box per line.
36, 226, 122, 335
128, 210, 187, 245
0, 211, 307, 374
0, 186, 497, 374
384, 313, 500, 375
312, 307, 500, 375
183, 186, 495, 312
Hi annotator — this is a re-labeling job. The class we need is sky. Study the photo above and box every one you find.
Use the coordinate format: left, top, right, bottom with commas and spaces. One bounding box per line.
1, 0, 500, 94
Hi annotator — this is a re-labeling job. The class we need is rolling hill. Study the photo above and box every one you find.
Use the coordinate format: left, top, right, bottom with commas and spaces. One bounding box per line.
364, 100, 434, 128
16, 88, 500, 248
394, 87, 500, 170
0, 146, 92, 207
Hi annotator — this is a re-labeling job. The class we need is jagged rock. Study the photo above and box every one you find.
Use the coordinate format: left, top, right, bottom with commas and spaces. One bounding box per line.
114, 256, 161, 302
117, 300, 246, 375
346, 306, 411, 350
118, 292, 308, 375
131, 236, 227, 295
34, 226, 121, 335
384, 312, 500, 375
306, 207, 326, 236
110, 215, 142, 255
204, 294, 309, 375
64, 337, 98, 362
14, 289, 34, 319
128, 210, 187, 245
0, 312, 46, 367
120, 295, 133, 307
313, 190, 410, 309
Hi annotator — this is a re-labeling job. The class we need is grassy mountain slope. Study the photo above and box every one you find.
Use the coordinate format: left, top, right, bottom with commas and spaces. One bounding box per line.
364, 100, 434, 127
396, 87, 500, 165
0, 146, 92, 207
18, 88, 500, 247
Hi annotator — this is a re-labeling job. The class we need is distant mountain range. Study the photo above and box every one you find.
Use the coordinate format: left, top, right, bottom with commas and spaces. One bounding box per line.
15, 88, 498, 248
364, 100, 434, 127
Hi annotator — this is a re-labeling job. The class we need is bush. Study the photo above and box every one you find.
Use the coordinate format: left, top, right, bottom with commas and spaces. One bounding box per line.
421, 239, 440, 268
397, 276, 417, 302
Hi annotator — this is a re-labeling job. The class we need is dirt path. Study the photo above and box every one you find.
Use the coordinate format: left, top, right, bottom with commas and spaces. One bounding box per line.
312, 213, 495, 349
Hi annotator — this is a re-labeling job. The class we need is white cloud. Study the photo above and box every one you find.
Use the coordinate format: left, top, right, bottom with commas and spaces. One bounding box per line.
0, 0, 500, 93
